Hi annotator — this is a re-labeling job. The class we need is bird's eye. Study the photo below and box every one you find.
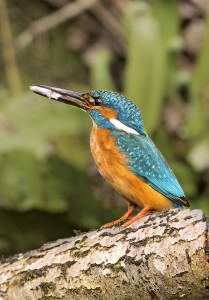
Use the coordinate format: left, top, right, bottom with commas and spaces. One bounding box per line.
94, 98, 102, 106
82, 94, 102, 106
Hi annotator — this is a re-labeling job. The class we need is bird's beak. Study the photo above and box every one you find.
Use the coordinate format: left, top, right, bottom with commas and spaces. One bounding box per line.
30, 84, 89, 110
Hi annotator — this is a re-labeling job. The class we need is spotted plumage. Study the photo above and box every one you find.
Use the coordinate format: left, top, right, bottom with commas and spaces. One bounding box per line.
30, 85, 190, 228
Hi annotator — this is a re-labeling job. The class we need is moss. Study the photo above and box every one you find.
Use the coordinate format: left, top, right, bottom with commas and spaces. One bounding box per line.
114, 262, 122, 272
24, 269, 44, 281
11, 278, 21, 286
68, 286, 102, 297
60, 260, 76, 279
72, 249, 90, 258
11, 269, 45, 287
39, 282, 56, 295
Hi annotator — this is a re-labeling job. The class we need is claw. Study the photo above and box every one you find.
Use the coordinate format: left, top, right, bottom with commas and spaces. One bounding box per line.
122, 207, 150, 227
102, 205, 136, 228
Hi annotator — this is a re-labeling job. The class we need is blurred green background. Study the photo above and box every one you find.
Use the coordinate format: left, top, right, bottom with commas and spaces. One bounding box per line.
0, 0, 209, 257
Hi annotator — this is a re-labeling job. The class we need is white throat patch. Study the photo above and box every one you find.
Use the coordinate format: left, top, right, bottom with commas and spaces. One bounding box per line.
109, 118, 139, 135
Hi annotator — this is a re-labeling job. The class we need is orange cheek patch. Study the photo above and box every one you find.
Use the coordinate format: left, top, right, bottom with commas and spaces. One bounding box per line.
95, 107, 118, 119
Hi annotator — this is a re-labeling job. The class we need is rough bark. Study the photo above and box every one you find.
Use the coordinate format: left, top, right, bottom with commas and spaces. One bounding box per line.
0, 209, 208, 300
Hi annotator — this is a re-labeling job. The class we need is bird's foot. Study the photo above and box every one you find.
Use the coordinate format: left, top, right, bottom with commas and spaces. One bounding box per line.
122, 207, 150, 227
102, 219, 124, 229
101, 205, 135, 229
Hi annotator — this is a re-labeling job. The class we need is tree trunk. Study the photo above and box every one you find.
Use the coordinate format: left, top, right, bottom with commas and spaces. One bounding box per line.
0, 209, 208, 300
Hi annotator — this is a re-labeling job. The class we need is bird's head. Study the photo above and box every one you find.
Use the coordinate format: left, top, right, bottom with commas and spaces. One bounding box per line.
30, 85, 145, 135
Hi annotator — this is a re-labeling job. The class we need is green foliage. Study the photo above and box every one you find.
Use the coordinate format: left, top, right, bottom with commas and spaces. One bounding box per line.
123, 1, 179, 134
90, 48, 116, 91
185, 11, 209, 138
0, 93, 89, 159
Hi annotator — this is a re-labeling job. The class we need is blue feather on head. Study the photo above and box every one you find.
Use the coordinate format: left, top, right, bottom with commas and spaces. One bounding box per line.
88, 90, 145, 134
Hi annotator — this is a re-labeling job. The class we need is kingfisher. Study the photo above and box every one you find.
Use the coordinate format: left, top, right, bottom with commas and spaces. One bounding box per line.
30, 85, 190, 228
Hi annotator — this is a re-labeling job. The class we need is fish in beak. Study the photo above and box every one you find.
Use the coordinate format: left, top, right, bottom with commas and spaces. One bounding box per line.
30, 84, 89, 110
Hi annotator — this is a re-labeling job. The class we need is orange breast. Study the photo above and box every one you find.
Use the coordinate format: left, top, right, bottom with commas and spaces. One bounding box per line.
90, 125, 172, 210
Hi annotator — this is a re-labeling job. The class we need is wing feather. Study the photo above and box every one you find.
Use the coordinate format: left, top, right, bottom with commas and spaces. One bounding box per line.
112, 131, 190, 207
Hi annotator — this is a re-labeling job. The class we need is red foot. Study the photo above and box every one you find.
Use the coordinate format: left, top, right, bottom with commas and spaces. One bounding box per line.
102, 205, 135, 229
123, 207, 150, 227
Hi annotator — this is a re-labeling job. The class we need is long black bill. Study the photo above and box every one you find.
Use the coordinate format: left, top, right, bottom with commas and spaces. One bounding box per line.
30, 84, 88, 110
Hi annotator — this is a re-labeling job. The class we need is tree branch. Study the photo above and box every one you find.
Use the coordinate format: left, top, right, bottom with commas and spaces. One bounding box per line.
16, 0, 97, 49
0, 209, 209, 300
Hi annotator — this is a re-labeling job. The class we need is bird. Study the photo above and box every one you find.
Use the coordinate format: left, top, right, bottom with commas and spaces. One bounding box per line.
30, 84, 190, 228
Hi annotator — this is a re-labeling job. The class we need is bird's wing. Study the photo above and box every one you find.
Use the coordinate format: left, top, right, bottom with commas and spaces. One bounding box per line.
112, 131, 189, 207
